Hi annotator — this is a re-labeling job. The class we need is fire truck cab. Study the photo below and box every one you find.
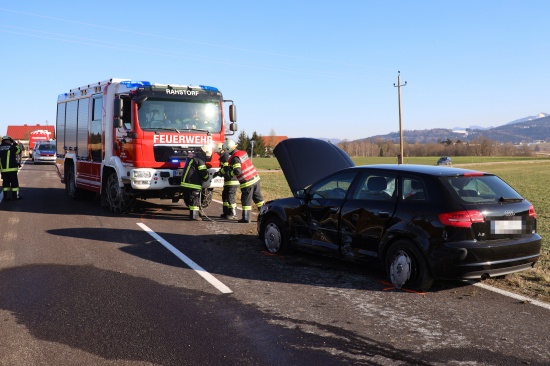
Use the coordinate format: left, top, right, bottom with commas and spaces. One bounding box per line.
56, 78, 237, 213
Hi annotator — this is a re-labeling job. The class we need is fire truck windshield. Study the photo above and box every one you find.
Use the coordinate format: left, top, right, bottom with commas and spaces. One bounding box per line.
138, 100, 221, 133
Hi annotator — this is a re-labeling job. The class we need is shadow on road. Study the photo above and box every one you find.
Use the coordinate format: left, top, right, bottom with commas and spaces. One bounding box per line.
1, 264, 543, 365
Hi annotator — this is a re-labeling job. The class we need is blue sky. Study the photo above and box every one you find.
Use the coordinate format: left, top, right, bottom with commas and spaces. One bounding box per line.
0, 1, 548, 140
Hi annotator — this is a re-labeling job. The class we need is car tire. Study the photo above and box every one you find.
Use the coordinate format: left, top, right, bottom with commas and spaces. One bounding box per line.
263, 216, 290, 254
385, 240, 434, 292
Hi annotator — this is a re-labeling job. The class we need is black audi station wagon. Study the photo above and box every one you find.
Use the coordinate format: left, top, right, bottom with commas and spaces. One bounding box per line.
257, 138, 541, 291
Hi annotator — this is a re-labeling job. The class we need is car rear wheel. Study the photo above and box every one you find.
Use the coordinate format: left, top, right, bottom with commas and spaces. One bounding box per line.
263, 216, 289, 254
385, 240, 434, 292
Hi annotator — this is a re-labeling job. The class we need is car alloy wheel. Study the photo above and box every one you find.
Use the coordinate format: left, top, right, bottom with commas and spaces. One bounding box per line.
389, 249, 412, 289
263, 217, 288, 254
385, 240, 434, 291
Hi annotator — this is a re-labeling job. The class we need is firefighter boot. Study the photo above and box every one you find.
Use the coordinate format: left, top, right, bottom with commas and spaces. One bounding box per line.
13, 190, 22, 200
238, 210, 251, 223
190, 210, 202, 221
220, 206, 229, 219
227, 207, 237, 220
3, 190, 11, 201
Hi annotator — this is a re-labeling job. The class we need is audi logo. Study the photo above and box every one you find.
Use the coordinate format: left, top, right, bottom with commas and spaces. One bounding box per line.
503, 210, 515, 217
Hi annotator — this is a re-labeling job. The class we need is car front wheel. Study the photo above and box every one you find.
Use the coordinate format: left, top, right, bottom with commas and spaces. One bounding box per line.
263, 216, 289, 254
385, 240, 434, 292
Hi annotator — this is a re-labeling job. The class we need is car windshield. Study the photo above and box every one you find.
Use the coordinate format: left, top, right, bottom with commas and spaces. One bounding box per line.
38, 144, 55, 150
444, 175, 522, 203
137, 99, 222, 132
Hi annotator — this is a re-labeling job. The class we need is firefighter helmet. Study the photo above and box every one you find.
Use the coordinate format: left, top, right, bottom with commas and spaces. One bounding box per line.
222, 139, 236, 152
2, 136, 13, 142
201, 144, 213, 157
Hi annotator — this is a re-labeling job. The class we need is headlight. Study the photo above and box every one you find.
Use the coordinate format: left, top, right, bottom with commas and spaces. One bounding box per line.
133, 171, 152, 178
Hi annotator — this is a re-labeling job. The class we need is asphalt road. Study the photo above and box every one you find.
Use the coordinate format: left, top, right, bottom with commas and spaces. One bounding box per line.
1, 160, 549, 366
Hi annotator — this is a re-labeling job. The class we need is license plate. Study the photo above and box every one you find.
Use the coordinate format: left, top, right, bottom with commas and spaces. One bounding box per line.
491, 220, 522, 234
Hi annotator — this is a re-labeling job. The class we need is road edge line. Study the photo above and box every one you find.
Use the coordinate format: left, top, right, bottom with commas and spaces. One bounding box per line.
472, 281, 550, 310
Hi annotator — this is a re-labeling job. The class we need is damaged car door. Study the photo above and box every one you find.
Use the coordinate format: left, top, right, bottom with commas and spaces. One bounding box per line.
339, 171, 398, 260
292, 171, 359, 254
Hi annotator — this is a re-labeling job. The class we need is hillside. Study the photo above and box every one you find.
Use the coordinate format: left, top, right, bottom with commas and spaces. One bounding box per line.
365, 115, 550, 144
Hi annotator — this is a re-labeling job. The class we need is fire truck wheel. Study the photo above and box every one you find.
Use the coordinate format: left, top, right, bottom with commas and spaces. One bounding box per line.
66, 165, 83, 199
106, 173, 136, 214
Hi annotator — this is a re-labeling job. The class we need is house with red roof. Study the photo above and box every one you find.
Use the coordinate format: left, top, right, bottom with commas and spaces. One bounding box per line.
5, 124, 56, 156
259, 135, 288, 156
6, 124, 56, 141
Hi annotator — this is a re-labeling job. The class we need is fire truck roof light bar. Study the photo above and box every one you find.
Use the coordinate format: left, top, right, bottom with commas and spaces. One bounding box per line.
199, 85, 219, 92
120, 81, 152, 88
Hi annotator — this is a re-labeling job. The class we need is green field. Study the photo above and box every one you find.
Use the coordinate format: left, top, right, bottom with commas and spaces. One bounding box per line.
249, 156, 550, 301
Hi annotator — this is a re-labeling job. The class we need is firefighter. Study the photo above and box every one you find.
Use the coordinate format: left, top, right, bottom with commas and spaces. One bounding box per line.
180, 105, 215, 131
222, 139, 264, 223
181, 145, 212, 220
216, 144, 239, 219
0, 136, 22, 201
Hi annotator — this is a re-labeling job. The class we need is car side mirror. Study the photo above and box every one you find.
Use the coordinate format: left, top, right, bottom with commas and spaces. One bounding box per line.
294, 189, 307, 199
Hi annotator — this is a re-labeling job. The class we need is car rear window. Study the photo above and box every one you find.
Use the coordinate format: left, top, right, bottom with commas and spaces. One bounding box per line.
38, 144, 55, 150
444, 175, 523, 203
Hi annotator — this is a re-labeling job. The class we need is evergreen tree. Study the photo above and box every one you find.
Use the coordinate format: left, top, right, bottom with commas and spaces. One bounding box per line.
251, 131, 266, 157
236, 130, 249, 152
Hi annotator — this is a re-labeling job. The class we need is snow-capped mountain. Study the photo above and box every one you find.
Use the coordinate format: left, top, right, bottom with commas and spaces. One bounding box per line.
504, 112, 550, 125
453, 112, 549, 132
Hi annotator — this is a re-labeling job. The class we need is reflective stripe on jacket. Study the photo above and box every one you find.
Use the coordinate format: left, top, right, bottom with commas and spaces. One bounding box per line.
0, 143, 20, 172
180, 156, 209, 190
228, 150, 259, 187
220, 152, 239, 186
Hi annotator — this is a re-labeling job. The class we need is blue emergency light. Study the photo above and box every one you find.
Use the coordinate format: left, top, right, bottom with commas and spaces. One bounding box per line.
199, 85, 219, 92
121, 81, 152, 88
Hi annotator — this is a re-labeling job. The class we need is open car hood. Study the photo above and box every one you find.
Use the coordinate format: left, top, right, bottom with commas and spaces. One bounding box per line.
273, 138, 355, 193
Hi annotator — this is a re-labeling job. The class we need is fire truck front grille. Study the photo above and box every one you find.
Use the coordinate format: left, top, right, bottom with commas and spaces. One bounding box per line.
154, 145, 201, 163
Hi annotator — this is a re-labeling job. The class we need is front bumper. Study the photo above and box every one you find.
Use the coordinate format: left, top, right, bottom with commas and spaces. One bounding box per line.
129, 168, 224, 190
34, 156, 56, 163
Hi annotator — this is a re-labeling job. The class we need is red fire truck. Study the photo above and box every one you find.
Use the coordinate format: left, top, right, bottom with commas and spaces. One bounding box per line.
29, 130, 53, 157
55, 78, 237, 213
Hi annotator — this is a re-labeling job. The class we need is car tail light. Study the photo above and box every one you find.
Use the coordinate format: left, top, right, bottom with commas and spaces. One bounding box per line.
528, 205, 537, 219
438, 210, 484, 228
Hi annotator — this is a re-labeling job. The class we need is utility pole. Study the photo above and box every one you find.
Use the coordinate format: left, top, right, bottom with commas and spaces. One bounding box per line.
394, 71, 407, 164
250, 140, 255, 161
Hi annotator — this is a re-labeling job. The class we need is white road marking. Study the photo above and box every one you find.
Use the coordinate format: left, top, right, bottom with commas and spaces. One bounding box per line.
472, 281, 550, 310
137, 222, 233, 294
212, 198, 241, 211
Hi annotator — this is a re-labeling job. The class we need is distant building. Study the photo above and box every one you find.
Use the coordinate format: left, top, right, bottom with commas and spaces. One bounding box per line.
5, 124, 56, 155
260, 135, 288, 156
6, 124, 56, 141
